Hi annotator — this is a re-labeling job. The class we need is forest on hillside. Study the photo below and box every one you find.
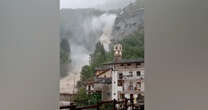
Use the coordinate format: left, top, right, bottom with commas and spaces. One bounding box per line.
74, 30, 144, 107
60, 0, 144, 108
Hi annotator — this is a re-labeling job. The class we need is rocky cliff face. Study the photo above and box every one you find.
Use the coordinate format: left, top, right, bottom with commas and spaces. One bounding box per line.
112, 3, 144, 40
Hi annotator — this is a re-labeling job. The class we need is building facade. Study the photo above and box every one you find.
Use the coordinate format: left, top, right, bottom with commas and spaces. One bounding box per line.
87, 44, 144, 103
110, 60, 144, 101
107, 44, 144, 102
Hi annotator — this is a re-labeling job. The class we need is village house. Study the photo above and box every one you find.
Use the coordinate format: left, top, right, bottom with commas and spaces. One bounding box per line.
104, 44, 144, 103
86, 44, 144, 104
86, 66, 112, 101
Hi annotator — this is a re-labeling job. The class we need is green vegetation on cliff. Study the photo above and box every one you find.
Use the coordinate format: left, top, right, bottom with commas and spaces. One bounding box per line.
119, 30, 144, 59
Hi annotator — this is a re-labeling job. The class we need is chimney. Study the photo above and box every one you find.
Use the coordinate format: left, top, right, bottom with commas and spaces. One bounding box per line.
113, 44, 122, 62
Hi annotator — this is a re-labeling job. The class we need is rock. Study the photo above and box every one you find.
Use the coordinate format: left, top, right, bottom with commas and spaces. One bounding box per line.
112, 3, 144, 40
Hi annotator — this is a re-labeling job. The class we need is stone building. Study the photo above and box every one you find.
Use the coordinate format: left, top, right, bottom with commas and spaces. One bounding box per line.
86, 67, 113, 101
104, 44, 144, 103
105, 59, 144, 101
86, 44, 144, 103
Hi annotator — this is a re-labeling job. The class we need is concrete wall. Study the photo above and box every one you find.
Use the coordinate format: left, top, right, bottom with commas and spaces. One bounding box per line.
145, 0, 208, 110
0, 0, 59, 110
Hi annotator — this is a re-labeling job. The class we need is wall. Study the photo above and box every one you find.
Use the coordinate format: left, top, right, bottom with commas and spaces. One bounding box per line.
97, 70, 112, 78
0, 0, 59, 110
145, 0, 208, 110
112, 71, 118, 100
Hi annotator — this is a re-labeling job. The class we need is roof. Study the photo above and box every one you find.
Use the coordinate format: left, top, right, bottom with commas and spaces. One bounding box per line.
95, 66, 112, 71
96, 69, 112, 77
103, 58, 144, 65
94, 78, 112, 84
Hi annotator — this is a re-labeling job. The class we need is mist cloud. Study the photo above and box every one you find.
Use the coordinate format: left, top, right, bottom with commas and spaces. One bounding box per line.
60, 0, 135, 10
67, 13, 116, 73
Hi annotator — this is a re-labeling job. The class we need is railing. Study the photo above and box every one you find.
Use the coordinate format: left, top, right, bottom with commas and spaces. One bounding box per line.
60, 98, 144, 110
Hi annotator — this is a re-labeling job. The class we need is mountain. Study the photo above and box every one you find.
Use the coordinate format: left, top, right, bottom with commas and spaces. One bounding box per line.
59, 0, 144, 77
111, 2, 144, 40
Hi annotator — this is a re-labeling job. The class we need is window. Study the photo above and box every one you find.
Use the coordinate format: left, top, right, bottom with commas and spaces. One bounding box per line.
136, 63, 140, 68
137, 71, 141, 76
137, 82, 141, 85
129, 81, 133, 90
88, 86, 91, 91
107, 92, 111, 96
130, 94, 134, 100
119, 73, 123, 79
118, 80, 123, 86
120, 93, 125, 99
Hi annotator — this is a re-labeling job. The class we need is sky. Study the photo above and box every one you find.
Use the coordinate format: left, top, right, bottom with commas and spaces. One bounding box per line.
60, 0, 135, 10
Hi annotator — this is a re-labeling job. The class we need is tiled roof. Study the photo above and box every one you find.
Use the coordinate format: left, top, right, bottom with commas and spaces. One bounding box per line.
103, 58, 144, 65
95, 66, 112, 71
94, 78, 112, 84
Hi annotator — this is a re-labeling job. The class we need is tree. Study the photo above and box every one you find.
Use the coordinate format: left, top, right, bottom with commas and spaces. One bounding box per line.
90, 42, 106, 68
60, 38, 71, 78
81, 65, 93, 81
119, 30, 144, 59
73, 88, 89, 106
73, 88, 101, 106
60, 38, 70, 53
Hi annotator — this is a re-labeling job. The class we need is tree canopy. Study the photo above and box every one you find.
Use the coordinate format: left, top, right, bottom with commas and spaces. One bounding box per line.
60, 38, 71, 78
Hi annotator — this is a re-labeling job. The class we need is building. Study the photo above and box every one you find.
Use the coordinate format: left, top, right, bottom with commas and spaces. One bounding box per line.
86, 67, 112, 101
59, 74, 80, 106
86, 80, 95, 94
105, 59, 144, 101
95, 66, 112, 78
105, 44, 144, 103
87, 44, 144, 103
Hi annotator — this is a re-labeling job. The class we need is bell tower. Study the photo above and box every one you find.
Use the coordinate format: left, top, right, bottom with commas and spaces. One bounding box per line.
114, 44, 122, 62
